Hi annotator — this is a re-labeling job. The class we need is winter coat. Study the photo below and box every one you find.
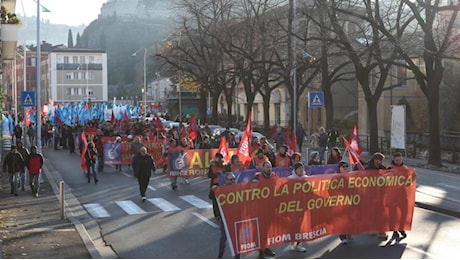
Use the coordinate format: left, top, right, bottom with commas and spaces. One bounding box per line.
132, 153, 156, 178
3, 151, 25, 173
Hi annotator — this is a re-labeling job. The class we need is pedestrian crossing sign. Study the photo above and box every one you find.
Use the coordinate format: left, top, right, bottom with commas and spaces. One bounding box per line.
21, 91, 35, 107
308, 91, 324, 108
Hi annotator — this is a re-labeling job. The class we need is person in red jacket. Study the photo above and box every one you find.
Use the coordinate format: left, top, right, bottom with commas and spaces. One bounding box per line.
275, 145, 291, 167
26, 146, 44, 197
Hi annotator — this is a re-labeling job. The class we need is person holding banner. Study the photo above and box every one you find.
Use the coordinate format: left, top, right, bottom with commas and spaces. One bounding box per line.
287, 162, 308, 252
224, 154, 245, 174
353, 151, 370, 170
251, 161, 277, 258
337, 161, 353, 244
216, 173, 240, 259
114, 136, 123, 171
366, 152, 389, 241
387, 152, 409, 242
132, 147, 156, 202
208, 152, 226, 219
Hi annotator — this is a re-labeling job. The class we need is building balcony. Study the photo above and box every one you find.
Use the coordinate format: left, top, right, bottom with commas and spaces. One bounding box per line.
56, 63, 103, 70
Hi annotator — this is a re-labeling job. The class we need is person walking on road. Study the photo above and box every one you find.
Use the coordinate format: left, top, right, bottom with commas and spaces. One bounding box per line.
132, 147, 156, 202
85, 142, 99, 184
251, 161, 277, 258
287, 162, 308, 252
366, 152, 389, 241
216, 173, 240, 259
3, 145, 25, 196
387, 152, 409, 242
26, 146, 44, 197
16, 141, 30, 192
208, 152, 226, 219
336, 161, 353, 244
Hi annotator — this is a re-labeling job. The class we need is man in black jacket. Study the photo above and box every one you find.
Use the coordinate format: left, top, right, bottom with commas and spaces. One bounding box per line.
132, 147, 156, 202
3, 145, 25, 196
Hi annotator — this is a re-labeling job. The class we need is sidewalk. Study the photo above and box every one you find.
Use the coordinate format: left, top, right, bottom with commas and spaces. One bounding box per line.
1, 150, 458, 259
0, 168, 90, 258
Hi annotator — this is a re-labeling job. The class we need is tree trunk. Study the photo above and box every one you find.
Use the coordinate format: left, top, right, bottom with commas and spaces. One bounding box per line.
263, 93, 271, 136
199, 88, 207, 124
226, 98, 233, 126
427, 85, 442, 166
367, 98, 379, 154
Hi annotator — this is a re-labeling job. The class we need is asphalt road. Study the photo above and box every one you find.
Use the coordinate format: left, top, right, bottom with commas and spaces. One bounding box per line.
43, 147, 460, 258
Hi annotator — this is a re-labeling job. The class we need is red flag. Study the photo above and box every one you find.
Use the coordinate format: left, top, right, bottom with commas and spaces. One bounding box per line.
25, 108, 31, 127
237, 113, 252, 167
349, 125, 362, 157
343, 136, 363, 169
188, 115, 198, 140
81, 132, 88, 171
180, 125, 187, 140
285, 125, 296, 154
124, 111, 129, 123
110, 110, 115, 124
155, 115, 165, 131
218, 136, 229, 163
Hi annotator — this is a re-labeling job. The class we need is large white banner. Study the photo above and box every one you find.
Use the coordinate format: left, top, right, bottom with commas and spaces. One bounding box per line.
391, 105, 406, 149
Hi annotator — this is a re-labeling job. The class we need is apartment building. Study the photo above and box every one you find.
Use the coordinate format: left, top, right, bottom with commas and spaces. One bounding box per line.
47, 48, 108, 103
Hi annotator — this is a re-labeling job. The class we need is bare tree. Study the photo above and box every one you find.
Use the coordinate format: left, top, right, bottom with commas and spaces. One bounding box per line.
367, 0, 460, 166
319, 0, 402, 153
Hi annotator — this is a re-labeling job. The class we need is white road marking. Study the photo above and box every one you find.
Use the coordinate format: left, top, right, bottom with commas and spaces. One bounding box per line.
148, 185, 156, 191
436, 183, 460, 191
192, 212, 219, 228
406, 244, 438, 258
120, 171, 132, 178
148, 198, 181, 212
83, 203, 111, 218
115, 200, 146, 215
179, 195, 212, 209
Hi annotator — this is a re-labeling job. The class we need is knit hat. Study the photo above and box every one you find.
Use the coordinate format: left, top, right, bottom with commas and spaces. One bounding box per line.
373, 152, 385, 160
360, 152, 369, 159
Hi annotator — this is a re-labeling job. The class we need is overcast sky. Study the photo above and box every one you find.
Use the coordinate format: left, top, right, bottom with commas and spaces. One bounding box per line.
15, 0, 107, 26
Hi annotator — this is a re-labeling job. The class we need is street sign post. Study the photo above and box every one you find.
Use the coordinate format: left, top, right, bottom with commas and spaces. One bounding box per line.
308, 91, 324, 108
307, 91, 324, 160
21, 91, 35, 107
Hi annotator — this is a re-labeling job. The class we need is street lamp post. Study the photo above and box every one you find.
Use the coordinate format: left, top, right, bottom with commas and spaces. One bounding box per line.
13, 60, 18, 124
132, 48, 148, 114
36, 0, 42, 152
143, 48, 147, 111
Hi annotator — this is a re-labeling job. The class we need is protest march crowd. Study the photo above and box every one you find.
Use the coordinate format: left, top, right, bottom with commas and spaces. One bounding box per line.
3, 101, 415, 259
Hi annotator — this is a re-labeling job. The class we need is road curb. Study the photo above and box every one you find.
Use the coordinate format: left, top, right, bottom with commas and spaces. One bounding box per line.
42, 157, 118, 259
415, 202, 460, 218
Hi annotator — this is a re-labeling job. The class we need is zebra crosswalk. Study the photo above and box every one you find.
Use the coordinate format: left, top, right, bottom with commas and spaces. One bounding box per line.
83, 195, 212, 219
